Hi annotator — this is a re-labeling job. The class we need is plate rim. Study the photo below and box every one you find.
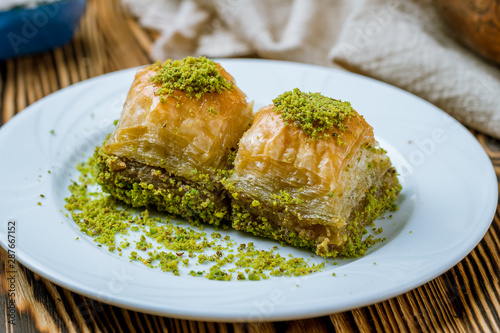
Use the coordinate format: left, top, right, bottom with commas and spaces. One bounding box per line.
0, 58, 497, 322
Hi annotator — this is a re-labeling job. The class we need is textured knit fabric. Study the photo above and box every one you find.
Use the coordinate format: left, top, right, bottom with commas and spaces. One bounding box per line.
123, 0, 500, 139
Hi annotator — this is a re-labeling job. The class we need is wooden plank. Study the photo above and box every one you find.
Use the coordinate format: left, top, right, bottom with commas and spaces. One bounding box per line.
2, 60, 15, 122
0, 0, 499, 332
42, 281, 78, 333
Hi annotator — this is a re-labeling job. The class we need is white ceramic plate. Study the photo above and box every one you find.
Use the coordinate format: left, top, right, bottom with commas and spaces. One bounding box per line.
0, 59, 497, 322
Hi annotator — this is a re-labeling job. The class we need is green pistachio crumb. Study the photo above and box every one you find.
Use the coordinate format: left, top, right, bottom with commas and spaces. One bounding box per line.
272, 88, 357, 140
65, 154, 328, 281
251, 200, 260, 207
149, 56, 233, 101
207, 107, 219, 117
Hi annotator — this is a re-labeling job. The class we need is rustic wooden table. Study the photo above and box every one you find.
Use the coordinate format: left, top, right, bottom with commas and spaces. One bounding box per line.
1, 0, 500, 332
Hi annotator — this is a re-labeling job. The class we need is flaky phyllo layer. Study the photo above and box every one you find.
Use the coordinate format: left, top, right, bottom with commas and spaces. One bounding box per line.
103, 58, 253, 181
225, 89, 401, 257
96, 57, 253, 226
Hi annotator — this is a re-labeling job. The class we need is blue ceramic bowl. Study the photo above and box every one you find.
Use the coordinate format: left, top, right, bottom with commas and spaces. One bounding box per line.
0, 0, 86, 60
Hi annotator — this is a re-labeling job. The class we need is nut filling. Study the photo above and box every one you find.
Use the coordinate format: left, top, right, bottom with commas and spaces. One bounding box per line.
95, 148, 232, 227
231, 168, 400, 257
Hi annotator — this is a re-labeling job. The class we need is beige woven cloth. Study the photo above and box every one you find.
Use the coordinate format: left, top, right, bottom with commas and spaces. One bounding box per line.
123, 0, 500, 139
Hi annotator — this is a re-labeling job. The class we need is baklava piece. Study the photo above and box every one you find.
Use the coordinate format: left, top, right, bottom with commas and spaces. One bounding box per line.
95, 57, 253, 227
225, 89, 401, 257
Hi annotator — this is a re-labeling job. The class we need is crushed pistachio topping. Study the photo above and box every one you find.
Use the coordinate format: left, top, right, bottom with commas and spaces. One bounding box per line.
207, 107, 219, 117
150, 56, 233, 101
64, 156, 327, 280
272, 88, 357, 140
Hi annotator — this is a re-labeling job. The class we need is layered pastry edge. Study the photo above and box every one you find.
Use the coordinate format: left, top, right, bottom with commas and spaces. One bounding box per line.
95, 57, 253, 227
223, 90, 402, 257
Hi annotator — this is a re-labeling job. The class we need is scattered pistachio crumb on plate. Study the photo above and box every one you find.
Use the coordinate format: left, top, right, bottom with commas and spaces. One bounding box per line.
63, 156, 327, 281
